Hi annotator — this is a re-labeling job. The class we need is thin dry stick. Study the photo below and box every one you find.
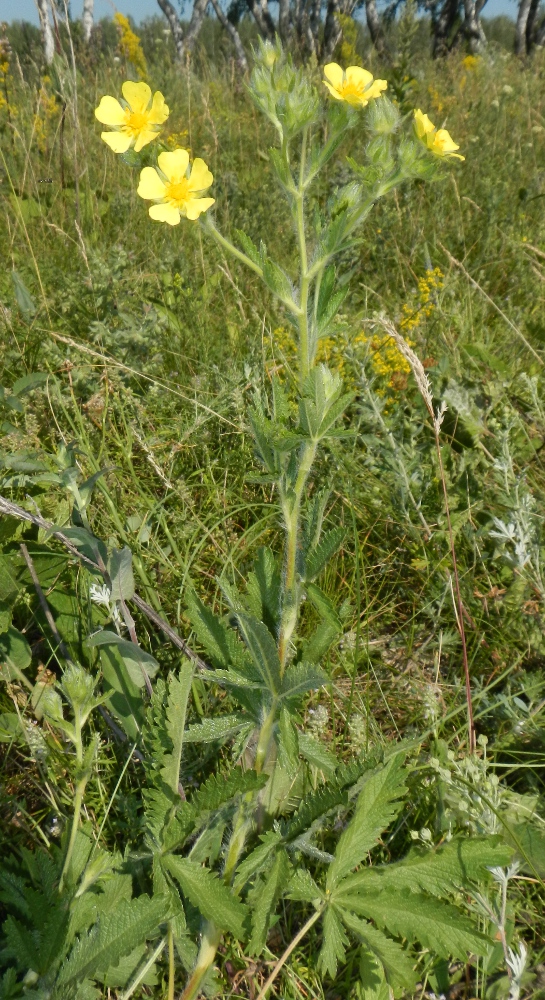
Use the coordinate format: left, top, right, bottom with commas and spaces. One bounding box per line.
438, 241, 543, 366
376, 318, 476, 753
255, 905, 324, 1000
20, 542, 73, 663
0, 495, 210, 673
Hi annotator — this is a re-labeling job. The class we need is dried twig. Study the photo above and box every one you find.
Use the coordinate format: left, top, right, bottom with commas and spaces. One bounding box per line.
20, 542, 73, 663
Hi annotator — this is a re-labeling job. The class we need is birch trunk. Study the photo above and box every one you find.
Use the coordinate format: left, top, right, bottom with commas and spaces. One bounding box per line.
525, 0, 540, 50
365, 0, 387, 56
516, 0, 532, 53
322, 0, 342, 61
35, 0, 55, 65
185, 0, 212, 51
245, 0, 276, 39
157, 0, 187, 60
82, 0, 94, 43
463, 0, 484, 52
278, 0, 291, 44
209, 0, 248, 70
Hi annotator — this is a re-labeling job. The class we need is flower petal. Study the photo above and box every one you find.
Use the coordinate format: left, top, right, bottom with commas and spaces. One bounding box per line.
149, 203, 181, 225
137, 166, 167, 201
323, 81, 344, 100
365, 79, 388, 99
345, 66, 373, 90
414, 108, 434, 138
188, 158, 213, 193
157, 148, 190, 182
434, 128, 460, 154
184, 196, 215, 221
101, 130, 133, 153
323, 63, 344, 92
134, 127, 161, 152
122, 80, 152, 113
95, 96, 126, 126
147, 90, 170, 125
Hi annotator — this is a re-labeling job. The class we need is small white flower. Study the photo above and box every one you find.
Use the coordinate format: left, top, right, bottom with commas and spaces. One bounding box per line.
89, 583, 112, 606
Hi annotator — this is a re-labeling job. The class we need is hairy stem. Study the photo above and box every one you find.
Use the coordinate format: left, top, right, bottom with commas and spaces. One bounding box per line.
180, 921, 221, 1000
59, 709, 84, 893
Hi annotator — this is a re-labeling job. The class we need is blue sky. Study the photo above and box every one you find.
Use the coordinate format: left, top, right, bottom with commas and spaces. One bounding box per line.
4, 0, 517, 26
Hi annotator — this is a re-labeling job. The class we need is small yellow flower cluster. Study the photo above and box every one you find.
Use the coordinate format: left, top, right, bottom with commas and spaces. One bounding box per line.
113, 13, 148, 80
322, 63, 464, 161
400, 267, 444, 332
33, 79, 59, 153
355, 330, 413, 393
95, 80, 214, 225
462, 54, 480, 70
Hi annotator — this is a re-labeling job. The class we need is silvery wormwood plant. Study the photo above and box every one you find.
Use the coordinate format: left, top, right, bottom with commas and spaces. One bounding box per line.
0, 40, 514, 1000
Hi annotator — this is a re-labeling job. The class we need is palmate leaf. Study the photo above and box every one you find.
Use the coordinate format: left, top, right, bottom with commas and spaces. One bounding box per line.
164, 857, 247, 938
248, 850, 291, 955
57, 895, 171, 988
186, 592, 255, 677
327, 755, 407, 890
234, 832, 283, 891
339, 889, 491, 959
340, 911, 417, 992
286, 869, 322, 904
190, 768, 267, 821
340, 836, 513, 898
282, 759, 370, 841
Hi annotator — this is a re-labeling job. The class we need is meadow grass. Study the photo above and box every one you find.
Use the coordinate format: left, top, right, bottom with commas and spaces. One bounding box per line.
1, 31, 545, 999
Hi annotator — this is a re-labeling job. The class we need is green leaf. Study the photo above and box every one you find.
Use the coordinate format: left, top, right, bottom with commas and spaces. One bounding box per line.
277, 705, 299, 776
190, 767, 267, 821
108, 547, 135, 603
249, 850, 290, 955
282, 761, 369, 842
183, 713, 251, 744
0, 555, 19, 602
164, 857, 248, 938
298, 732, 337, 777
0, 626, 32, 683
318, 906, 349, 979
11, 372, 48, 397
340, 889, 491, 959
161, 665, 193, 795
234, 831, 283, 891
341, 836, 513, 898
233, 612, 281, 695
86, 631, 159, 688
186, 592, 254, 676
100, 645, 144, 741
507, 823, 545, 877
0, 712, 23, 743
327, 755, 407, 890
11, 270, 37, 319
57, 895, 170, 987
340, 910, 417, 991
245, 547, 281, 638
0, 600, 12, 634
280, 661, 328, 701
304, 527, 346, 582
287, 869, 322, 903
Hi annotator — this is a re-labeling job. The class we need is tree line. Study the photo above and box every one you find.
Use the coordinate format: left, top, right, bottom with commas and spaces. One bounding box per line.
33, 0, 544, 69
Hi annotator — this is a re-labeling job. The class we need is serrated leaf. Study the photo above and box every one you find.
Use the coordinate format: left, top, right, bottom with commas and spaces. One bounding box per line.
280, 661, 328, 701
57, 895, 170, 986
245, 547, 281, 638
262, 259, 294, 306
190, 767, 267, 821
277, 705, 299, 776
164, 857, 247, 937
340, 910, 417, 991
340, 890, 491, 959
282, 761, 369, 842
298, 732, 337, 777
161, 665, 193, 795
183, 713, 251, 744
287, 869, 322, 903
341, 836, 513, 898
304, 527, 346, 581
233, 612, 281, 695
327, 756, 407, 890
186, 592, 255, 677
234, 832, 283, 891
249, 850, 290, 955
318, 906, 349, 979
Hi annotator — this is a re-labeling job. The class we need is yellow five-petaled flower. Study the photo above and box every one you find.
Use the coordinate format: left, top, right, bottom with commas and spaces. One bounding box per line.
413, 109, 464, 161
95, 80, 169, 154
137, 148, 215, 225
323, 63, 387, 108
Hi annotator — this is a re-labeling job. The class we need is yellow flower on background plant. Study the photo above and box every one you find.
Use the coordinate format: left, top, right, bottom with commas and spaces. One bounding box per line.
95, 81, 169, 154
323, 63, 387, 107
414, 108, 464, 160
137, 148, 215, 225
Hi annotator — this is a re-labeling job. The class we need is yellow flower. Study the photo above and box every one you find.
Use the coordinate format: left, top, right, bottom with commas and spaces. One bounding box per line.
413, 108, 464, 160
323, 63, 387, 107
137, 148, 215, 225
95, 81, 169, 154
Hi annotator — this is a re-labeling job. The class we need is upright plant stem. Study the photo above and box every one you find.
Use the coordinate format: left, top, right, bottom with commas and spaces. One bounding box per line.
255, 904, 324, 1000
59, 709, 84, 893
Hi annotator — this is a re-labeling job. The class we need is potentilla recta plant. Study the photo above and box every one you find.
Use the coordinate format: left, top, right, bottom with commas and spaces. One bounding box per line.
0, 42, 516, 1000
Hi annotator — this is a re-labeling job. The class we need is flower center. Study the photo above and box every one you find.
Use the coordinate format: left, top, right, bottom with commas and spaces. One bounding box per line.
166, 177, 190, 205
125, 110, 148, 134
340, 81, 365, 99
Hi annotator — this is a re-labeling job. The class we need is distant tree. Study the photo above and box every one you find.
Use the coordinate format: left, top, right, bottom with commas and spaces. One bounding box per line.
82, 0, 94, 43
35, 0, 55, 64
419, 0, 487, 55
516, 0, 545, 54
157, 0, 247, 65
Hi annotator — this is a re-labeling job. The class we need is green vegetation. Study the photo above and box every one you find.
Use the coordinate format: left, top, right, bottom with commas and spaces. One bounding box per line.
1, 19, 545, 1000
